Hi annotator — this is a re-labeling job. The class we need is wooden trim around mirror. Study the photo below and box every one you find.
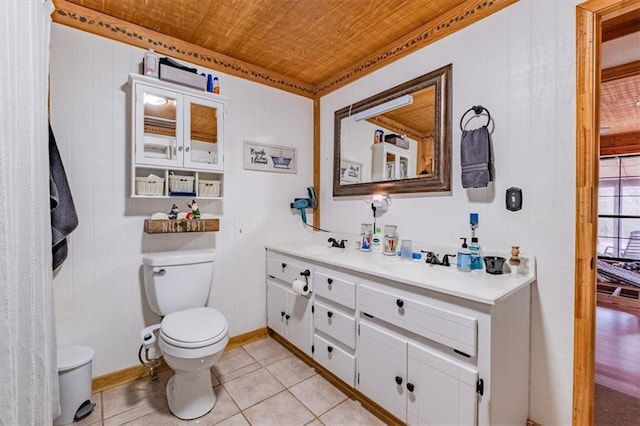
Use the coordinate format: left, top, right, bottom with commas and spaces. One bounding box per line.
332, 64, 452, 197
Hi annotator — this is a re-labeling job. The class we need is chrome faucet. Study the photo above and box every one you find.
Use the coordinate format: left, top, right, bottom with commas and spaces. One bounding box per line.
328, 237, 347, 249
421, 251, 456, 266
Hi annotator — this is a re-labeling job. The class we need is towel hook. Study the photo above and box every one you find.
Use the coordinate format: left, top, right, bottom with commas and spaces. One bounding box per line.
460, 105, 491, 131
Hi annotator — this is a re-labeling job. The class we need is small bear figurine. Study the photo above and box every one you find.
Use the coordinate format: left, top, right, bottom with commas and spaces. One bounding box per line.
187, 200, 200, 219
168, 203, 179, 220
509, 245, 521, 266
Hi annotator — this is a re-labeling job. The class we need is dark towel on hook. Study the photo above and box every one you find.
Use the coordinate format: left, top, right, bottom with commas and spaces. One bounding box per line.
461, 125, 493, 188
49, 124, 78, 270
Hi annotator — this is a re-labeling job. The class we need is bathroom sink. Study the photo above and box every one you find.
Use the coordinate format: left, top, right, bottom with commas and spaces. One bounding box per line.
378, 260, 457, 280
298, 244, 344, 257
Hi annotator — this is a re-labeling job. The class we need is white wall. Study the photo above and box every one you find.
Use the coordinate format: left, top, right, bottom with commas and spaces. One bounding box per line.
49, 24, 315, 376
319, 1, 577, 424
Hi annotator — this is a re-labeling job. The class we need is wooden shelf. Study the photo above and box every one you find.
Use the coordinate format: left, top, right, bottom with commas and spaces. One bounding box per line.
144, 218, 219, 234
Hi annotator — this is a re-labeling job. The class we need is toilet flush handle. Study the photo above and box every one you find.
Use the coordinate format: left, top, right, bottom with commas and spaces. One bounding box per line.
152, 268, 166, 276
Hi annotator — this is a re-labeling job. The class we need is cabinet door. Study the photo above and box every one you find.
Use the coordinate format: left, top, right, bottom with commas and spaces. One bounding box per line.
358, 321, 407, 421
134, 84, 183, 167
266, 280, 287, 338
407, 342, 478, 426
184, 96, 224, 171
287, 291, 313, 356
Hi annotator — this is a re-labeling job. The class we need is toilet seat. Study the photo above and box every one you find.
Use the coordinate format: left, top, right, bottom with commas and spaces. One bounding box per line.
160, 307, 228, 349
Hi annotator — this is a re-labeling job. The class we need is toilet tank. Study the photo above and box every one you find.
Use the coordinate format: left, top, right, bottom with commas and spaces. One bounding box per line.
142, 249, 215, 316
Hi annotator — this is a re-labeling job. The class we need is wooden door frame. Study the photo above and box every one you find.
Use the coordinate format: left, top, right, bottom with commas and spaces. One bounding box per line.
574, 1, 640, 425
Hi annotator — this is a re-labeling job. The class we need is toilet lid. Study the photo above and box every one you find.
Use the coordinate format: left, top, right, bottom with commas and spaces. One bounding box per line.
160, 307, 227, 348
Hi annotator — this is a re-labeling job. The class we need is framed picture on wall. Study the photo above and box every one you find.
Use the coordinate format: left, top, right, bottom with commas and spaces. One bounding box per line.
340, 159, 362, 184
243, 141, 297, 174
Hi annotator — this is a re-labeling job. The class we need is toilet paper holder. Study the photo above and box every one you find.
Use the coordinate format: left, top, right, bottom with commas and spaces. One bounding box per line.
299, 270, 310, 292
291, 269, 311, 296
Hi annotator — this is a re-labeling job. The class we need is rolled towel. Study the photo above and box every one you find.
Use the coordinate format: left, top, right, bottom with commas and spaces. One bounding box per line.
461, 125, 493, 188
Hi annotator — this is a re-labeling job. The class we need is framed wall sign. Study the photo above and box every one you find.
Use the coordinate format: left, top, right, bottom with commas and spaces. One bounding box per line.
243, 141, 297, 174
340, 159, 363, 183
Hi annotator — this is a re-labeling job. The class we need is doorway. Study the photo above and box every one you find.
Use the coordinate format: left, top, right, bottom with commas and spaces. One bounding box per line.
574, 0, 640, 424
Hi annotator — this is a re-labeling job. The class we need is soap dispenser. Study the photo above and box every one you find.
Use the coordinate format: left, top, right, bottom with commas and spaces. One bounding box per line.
457, 238, 471, 272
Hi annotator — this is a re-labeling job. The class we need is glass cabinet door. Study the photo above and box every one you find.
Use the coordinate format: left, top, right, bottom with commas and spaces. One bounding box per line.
135, 85, 183, 167
184, 97, 224, 171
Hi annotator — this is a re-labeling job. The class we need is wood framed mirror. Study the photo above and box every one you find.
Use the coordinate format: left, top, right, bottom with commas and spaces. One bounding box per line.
333, 64, 452, 196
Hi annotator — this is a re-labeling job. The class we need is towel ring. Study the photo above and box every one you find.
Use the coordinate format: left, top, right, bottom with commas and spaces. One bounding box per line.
460, 105, 491, 131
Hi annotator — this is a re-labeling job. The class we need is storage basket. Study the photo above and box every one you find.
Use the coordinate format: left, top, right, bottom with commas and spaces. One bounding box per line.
198, 179, 221, 197
168, 175, 195, 193
135, 175, 164, 196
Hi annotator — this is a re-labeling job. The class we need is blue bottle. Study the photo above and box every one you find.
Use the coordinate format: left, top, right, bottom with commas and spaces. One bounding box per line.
206, 74, 213, 92
469, 237, 482, 270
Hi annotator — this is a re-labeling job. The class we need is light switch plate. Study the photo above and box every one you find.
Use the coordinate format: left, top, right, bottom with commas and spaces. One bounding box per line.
506, 187, 522, 211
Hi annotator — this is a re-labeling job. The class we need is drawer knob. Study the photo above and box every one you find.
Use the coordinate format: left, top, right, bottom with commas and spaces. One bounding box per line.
395, 376, 403, 385
396, 299, 404, 308
327, 311, 333, 318
281, 262, 287, 269
407, 383, 415, 392
285, 314, 291, 320
327, 346, 333, 353
327, 278, 333, 284
280, 311, 286, 317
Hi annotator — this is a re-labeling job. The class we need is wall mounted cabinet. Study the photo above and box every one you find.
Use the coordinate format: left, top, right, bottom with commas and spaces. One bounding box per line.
129, 73, 226, 199
371, 142, 416, 181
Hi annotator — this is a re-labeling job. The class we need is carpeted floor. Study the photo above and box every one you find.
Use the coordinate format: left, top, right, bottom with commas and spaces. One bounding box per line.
596, 384, 640, 425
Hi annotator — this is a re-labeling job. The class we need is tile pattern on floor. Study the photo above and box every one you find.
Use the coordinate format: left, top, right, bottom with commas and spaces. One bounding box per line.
81, 337, 384, 425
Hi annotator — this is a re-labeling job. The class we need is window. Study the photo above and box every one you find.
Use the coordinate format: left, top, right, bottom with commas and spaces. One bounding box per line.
598, 155, 640, 260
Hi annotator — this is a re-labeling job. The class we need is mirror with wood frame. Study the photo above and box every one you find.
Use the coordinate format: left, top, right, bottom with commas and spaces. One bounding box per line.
333, 64, 451, 196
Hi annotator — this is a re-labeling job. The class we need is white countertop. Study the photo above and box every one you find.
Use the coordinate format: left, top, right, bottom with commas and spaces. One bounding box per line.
266, 241, 535, 305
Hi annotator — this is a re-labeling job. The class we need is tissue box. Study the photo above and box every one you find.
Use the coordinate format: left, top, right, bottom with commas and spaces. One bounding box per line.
384, 134, 410, 149
159, 64, 206, 90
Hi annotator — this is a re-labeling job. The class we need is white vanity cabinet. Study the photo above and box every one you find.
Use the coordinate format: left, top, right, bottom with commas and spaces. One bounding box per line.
266, 253, 313, 356
358, 321, 478, 424
265, 244, 533, 426
312, 266, 357, 386
129, 73, 226, 198
357, 277, 529, 426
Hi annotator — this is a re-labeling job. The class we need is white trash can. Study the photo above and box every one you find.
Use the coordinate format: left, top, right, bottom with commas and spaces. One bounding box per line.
53, 346, 96, 425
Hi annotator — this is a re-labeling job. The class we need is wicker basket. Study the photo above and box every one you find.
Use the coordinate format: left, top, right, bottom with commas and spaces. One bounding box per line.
198, 179, 221, 197
168, 175, 195, 193
135, 175, 164, 196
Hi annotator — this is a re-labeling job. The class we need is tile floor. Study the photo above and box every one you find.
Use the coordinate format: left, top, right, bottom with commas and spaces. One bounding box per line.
77, 337, 385, 426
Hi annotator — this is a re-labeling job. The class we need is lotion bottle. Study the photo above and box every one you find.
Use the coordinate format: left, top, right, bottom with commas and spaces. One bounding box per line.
372, 226, 383, 253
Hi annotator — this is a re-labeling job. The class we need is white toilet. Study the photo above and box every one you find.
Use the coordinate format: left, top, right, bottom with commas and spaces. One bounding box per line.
142, 249, 229, 420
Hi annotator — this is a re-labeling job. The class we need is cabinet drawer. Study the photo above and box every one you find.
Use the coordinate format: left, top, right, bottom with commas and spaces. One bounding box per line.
314, 269, 356, 309
314, 334, 355, 387
267, 254, 311, 285
314, 301, 356, 348
359, 284, 477, 357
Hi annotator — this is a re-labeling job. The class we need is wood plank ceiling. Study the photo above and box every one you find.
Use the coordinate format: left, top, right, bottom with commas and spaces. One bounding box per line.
599, 9, 640, 157
54, 0, 516, 98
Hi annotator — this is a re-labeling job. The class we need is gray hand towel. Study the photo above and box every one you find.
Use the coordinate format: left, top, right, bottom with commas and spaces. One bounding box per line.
49, 124, 78, 270
461, 125, 493, 188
